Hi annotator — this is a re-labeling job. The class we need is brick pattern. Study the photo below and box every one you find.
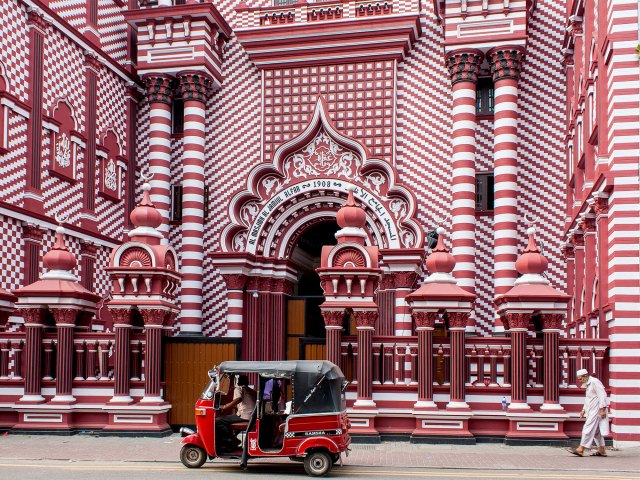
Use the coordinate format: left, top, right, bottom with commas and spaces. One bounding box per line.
94, 246, 112, 298
48, 0, 86, 30
98, 0, 128, 64
0, 1, 30, 103
0, 216, 24, 291
0, 112, 28, 206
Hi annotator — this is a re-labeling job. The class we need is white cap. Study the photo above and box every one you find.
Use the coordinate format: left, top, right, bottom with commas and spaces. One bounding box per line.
576, 368, 588, 376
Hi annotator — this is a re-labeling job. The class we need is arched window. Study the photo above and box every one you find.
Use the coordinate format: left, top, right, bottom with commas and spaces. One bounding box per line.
97, 129, 123, 201
47, 99, 78, 181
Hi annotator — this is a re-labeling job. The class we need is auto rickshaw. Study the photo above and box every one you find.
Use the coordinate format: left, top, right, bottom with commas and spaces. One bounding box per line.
179, 360, 351, 476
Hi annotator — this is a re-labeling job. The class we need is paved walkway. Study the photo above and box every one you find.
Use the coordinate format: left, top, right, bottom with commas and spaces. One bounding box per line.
0, 434, 638, 473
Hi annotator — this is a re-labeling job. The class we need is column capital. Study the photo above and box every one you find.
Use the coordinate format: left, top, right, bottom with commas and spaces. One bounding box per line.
176, 71, 214, 102
354, 310, 377, 329
593, 195, 609, 216
22, 223, 45, 243
143, 74, 175, 105
80, 241, 98, 257
541, 313, 564, 330
83, 51, 102, 74
561, 242, 575, 260
445, 49, 484, 85
109, 307, 133, 327
51, 307, 78, 327
571, 229, 585, 247
26, 7, 51, 35
487, 46, 526, 83
221, 273, 247, 291
139, 308, 166, 328
579, 215, 596, 233
394, 271, 418, 289
446, 311, 469, 330
412, 311, 438, 330
20, 307, 45, 326
322, 310, 344, 328
503, 312, 530, 331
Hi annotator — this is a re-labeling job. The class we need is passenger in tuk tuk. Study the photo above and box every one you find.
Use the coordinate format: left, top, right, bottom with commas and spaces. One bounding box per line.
215, 374, 257, 452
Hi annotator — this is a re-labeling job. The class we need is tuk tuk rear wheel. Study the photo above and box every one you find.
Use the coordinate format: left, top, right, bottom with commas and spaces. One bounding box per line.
303, 451, 332, 477
180, 444, 207, 468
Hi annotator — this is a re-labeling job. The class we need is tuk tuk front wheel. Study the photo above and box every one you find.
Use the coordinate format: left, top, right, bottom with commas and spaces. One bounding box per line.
180, 444, 207, 468
303, 451, 332, 477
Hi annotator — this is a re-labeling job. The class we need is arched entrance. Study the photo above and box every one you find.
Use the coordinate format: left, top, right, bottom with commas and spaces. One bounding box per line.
286, 221, 339, 360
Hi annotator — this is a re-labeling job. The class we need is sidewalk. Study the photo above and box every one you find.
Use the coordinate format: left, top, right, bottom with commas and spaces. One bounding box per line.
0, 433, 638, 473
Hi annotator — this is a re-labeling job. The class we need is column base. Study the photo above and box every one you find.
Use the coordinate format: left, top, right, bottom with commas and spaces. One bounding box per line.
352, 398, 377, 409
446, 401, 471, 412
412, 411, 474, 439
507, 402, 532, 413
413, 400, 438, 411
540, 403, 566, 413
18, 394, 46, 404
109, 395, 135, 405
347, 406, 379, 439
50, 395, 77, 405
140, 396, 166, 405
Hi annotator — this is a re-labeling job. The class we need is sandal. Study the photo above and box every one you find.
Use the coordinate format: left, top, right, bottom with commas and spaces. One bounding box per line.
591, 451, 608, 457
568, 448, 584, 457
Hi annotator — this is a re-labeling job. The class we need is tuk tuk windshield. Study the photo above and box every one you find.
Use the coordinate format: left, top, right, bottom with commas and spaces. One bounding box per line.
200, 379, 216, 400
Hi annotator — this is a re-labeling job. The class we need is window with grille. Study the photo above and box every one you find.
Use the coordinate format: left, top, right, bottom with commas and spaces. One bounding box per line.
172, 99, 184, 134
273, 0, 297, 6
476, 78, 494, 116
171, 185, 183, 221
475, 173, 494, 211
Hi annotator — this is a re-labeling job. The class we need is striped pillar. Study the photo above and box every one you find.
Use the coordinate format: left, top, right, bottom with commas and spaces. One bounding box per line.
110, 308, 133, 403
488, 47, 526, 334
143, 74, 174, 240
445, 50, 483, 300
20, 308, 45, 402
354, 310, 377, 407
446, 311, 470, 410
541, 314, 564, 412
413, 311, 437, 409
140, 309, 165, 402
221, 274, 246, 338
505, 312, 531, 411
581, 215, 597, 336
322, 310, 344, 368
52, 308, 77, 403
393, 272, 417, 336
176, 71, 212, 335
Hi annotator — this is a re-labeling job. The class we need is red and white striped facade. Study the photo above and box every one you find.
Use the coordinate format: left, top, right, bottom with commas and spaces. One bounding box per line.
0, 0, 638, 445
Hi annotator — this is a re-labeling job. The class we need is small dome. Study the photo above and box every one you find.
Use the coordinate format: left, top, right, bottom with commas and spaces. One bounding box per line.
43, 226, 77, 272
130, 182, 162, 229
425, 227, 456, 273
515, 226, 549, 275
336, 187, 366, 228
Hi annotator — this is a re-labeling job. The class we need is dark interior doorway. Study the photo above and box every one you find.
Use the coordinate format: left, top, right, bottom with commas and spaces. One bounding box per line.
286, 221, 339, 359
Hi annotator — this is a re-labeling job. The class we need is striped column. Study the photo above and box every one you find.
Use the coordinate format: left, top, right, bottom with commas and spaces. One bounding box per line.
140, 309, 166, 402
322, 310, 344, 368
446, 311, 470, 410
540, 314, 564, 412
176, 71, 212, 335
109, 308, 133, 403
581, 215, 597, 335
488, 47, 526, 334
393, 272, 417, 336
221, 274, 246, 338
413, 311, 437, 409
505, 312, 531, 411
52, 308, 77, 403
143, 74, 174, 240
445, 50, 483, 300
354, 310, 377, 407
19, 308, 45, 402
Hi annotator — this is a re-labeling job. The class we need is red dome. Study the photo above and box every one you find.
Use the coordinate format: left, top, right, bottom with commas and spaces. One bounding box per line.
515, 227, 549, 275
336, 188, 366, 228
425, 227, 456, 273
43, 226, 77, 272
130, 183, 162, 229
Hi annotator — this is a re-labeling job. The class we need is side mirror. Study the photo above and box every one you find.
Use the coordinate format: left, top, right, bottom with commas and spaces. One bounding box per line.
213, 391, 222, 410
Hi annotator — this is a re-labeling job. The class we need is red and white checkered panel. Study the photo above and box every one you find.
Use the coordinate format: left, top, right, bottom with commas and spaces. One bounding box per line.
168, 137, 184, 332
94, 246, 112, 298
475, 119, 493, 172
474, 215, 494, 336
96, 71, 128, 240
0, 1, 30, 104
0, 215, 24, 291
515, 0, 566, 295
0, 112, 28, 206
98, 0, 128, 64
48, 0, 86, 30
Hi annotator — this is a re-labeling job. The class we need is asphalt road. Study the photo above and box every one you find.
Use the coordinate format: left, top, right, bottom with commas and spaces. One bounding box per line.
1, 460, 639, 480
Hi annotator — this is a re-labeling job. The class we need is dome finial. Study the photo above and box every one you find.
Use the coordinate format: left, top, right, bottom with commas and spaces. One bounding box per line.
426, 224, 456, 276
41, 213, 78, 281
129, 170, 163, 241
515, 215, 548, 280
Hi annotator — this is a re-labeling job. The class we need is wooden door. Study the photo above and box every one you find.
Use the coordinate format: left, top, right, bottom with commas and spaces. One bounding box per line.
286, 298, 326, 361
164, 340, 239, 426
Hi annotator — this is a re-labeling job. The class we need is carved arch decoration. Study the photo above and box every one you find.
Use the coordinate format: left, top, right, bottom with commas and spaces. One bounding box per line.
46, 98, 81, 181
97, 127, 125, 201
112, 242, 156, 268
220, 96, 424, 257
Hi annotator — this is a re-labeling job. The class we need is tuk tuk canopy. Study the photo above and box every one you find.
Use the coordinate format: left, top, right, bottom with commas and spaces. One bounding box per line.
215, 361, 346, 415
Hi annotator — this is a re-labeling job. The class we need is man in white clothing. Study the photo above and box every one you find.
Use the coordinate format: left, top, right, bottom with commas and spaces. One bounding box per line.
569, 368, 609, 457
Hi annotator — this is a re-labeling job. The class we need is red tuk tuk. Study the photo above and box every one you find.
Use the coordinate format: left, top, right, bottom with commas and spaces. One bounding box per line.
179, 360, 351, 476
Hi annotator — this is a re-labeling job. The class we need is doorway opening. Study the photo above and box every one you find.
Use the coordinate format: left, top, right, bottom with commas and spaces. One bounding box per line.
286, 221, 339, 360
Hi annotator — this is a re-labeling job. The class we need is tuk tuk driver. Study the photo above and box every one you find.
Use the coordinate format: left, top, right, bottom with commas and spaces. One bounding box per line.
215, 375, 257, 451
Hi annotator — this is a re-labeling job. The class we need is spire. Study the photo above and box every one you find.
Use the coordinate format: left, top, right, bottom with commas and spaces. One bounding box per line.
514, 225, 549, 285
128, 174, 163, 244
424, 226, 456, 283
41, 220, 78, 282
335, 186, 367, 244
